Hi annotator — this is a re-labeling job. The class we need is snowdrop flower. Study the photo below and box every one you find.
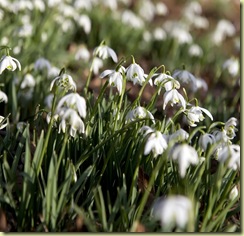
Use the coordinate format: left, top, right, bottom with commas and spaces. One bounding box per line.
185, 106, 213, 127
222, 57, 239, 77
169, 128, 189, 143
140, 126, 168, 157
155, 2, 168, 16
75, 14, 91, 34
163, 89, 186, 110
121, 10, 144, 29
126, 62, 148, 86
0, 116, 8, 130
188, 44, 203, 57
0, 55, 21, 74
100, 66, 125, 95
0, 90, 8, 103
212, 129, 229, 144
20, 73, 35, 89
75, 46, 90, 61
153, 27, 167, 41
229, 186, 239, 201
170, 144, 199, 178
93, 57, 103, 75
217, 144, 240, 170
50, 73, 77, 92
153, 73, 180, 93
94, 43, 118, 63
126, 106, 155, 123
198, 133, 216, 151
170, 27, 193, 45
34, 57, 51, 71
138, 0, 155, 22
44, 94, 54, 109
58, 108, 85, 137
56, 93, 86, 118
224, 117, 238, 140
172, 69, 197, 92
195, 77, 208, 91
47, 66, 60, 79
152, 195, 193, 229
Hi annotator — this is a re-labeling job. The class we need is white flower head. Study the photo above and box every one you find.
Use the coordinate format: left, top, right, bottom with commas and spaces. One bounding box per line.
140, 126, 168, 157
126, 62, 146, 86
100, 66, 125, 95
188, 44, 203, 57
75, 45, 90, 61
224, 117, 238, 140
223, 57, 239, 77
163, 89, 186, 110
0, 116, 8, 130
153, 73, 180, 93
229, 186, 239, 201
170, 144, 199, 178
92, 57, 103, 75
217, 144, 240, 170
172, 69, 197, 92
50, 73, 77, 92
0, 90, 8, 103
169, 128, 189, 143
20, 73, 35, 89
185, 106, 213, 127
0, 55, 21, 74
56, 92, 86, 119
195, 77, 208, 92
94, 43, 118, 63
126, 106, 155, 123
152, 195, 193, 229
58, 108, 85, 137
198, 133, 216, 151
34, 57, 51, 71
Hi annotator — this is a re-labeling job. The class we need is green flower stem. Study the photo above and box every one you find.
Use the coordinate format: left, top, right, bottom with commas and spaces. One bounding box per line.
84, 56, 96, 95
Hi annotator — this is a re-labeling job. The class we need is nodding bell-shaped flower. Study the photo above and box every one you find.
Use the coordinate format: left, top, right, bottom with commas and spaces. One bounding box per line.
0, 55, 21, 74
198, 133, 216, 151
126, 106, 155, 123
50, 73, 77, 92
170, 143, 199, 178
163, 89, 186, 110
185, 106, 213, 127
126, 62, 146, 86
0, 90, 8, 103
93, 44, 118, 63
224, 117, 238, 140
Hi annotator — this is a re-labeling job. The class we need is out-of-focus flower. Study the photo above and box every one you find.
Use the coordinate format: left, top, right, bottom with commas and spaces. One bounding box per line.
185, 106, 213, 127
58, 108, 85, 137
229, 186, 239, 201
195, 77, 208, 91
93, 57, 103, 75
44, 94, 54, 109
126, 106, 155, 123
198, 133, 216, 151
169, 128, 189, 143
140, 126, 168, 157
74, 14, 91, 34
20, 73, 35, 89
153, 27, 167, 41
0, 116, 8, 129
94, 44, 118, 63
163, 89, 186, 110
172, 69, 197, 92
47, 66, 60, 79
100, 66, 125, 95
50, 73, 77, 92
75, 45, 90, 61
0, 55, 21, 74
170, 144, 199, 178
222, 57, 239, 77
224, 117, 238, 140
121, 10, 144, 29
34, 57, 51, 71
217, 144, 240, 170
56, 92, 86, 118
0, 90, 8, 103
152, 195, 193, 229
155, 2, 168, 16
212, 19, 236, 45
188, 44, 203, 57
138, 0, 155, 22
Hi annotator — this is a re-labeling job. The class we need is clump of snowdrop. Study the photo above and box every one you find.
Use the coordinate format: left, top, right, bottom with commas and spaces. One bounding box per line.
140, 126, 168, 157
152, 195, 193, 230
170, 143, 199, 178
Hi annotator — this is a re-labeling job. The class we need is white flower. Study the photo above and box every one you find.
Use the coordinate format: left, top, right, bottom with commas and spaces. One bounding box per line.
198, 133, 216, 151
185, 106, 213, 127
47, 66, 60, 79
153, 73, 180, 93
188, 44, 203, 57
58, 108, 85, 137
20, 73, 35, 89
229, 186, 239, 201
121, 10, 144, 29
172, 69, 197, 92
0, 55, 21, 74
126, 63, 146, 86
217, 144, 240, 170
126, 106, 155, 123
34, 57, 51, 71
140, 126, 168, 157
155, 2, 168, 16
50, 73, 77, 92
94, 44, 118, 63
0, 116, 8, 129
75, 46, 90, 61
224, 117, 238, 140
44, 94, 54, 109
169, 128, 189, 143
170, 144, 199, 178
0, 90, 8, 103
56, 93, 86, 119
138, 0, 155, 22
100, 66, 125, 95
152, 195, 193, 229
92, 57, 103, 75
153, 27, 167, 41
75, 14, 91, 34
223, 57, 239, 77
163, 89, 186, 110
195, 77, 208, 91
